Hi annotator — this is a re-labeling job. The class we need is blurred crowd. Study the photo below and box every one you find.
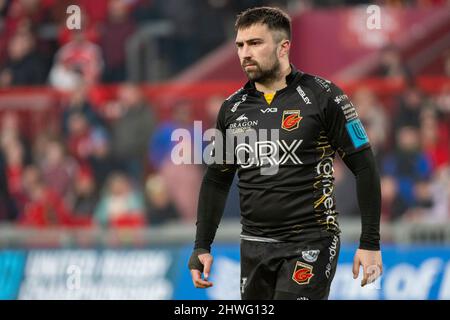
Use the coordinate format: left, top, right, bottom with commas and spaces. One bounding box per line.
1, 0, 448, 87
0, 80, 222, 227
0, 0, 449, 229
0, 0, 294, 86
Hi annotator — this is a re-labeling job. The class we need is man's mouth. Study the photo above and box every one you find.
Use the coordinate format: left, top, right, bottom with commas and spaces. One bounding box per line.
243, 62, 257, 68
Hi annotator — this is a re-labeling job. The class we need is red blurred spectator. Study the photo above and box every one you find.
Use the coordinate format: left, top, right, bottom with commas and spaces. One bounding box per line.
0, 30, 46, 87
87, 127, 115, 190
94, 172, 146, 228
159, 159, 202, 224
61, 82, 105, 137
39, 138, 78, 202
376, 44, 412, 81
394, 84, 425, 130
381, 126, 433, 220
0, 137, 28, 220
144, 173, 179, 225
0, 155, 13, 221
99, 0, 136, 82
445, 50, 450, 78
0, 112, 33, 191
66, 112, 94, 163
109, 83, 156, 182
1, 111, 24, 152
19, 167, 91, 227
435, 84, 450, 125
2, 138, 26, 199
72, 167, 98, 218
75, 0, 109, 28
380, 176, 397, 222
57, 6, 100, 46
420, 108, 450, 170
49, 30, 103, 90
1, 0, 52, 44
20, 181, 72, 227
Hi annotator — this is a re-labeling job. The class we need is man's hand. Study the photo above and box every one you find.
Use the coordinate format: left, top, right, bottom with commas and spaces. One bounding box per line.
188, 249, 214, 289
352, 249, 383, 287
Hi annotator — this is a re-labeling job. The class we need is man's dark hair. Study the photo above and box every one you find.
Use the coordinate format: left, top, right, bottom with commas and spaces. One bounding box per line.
235, 7, 291, 41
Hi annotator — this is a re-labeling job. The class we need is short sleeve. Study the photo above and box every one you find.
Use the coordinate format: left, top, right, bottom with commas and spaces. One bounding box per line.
323, 83, 371, 156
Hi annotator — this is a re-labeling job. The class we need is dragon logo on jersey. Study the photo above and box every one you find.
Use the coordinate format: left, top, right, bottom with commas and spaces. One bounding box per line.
292, 261, 314, 285
281, 110, 302, 131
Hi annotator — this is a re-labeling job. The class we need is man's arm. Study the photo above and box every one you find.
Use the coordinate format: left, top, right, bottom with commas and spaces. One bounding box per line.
342, 147, 383, 286
188, 166, 236, 288
317, 78, 383, 286
317, 79, 382, 250
194, 166, 236, 251
189, 99, 239, 288
342, 147, 381, 250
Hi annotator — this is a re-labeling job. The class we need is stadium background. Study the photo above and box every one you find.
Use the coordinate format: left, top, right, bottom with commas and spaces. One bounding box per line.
0, 0, 449, 300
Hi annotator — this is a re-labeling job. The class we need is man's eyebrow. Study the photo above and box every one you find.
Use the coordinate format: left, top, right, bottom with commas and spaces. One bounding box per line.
235, 38, 264, 44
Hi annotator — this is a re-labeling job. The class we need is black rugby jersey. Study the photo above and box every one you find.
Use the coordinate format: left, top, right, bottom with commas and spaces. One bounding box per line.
209, 65, 371, 241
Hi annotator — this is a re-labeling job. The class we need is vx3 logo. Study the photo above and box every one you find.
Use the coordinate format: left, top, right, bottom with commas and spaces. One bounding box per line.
260, 108, 278, 113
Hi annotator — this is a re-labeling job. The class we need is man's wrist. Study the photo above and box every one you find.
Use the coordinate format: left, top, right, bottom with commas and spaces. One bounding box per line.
359, 240, 380, 251
192, 248, 210, 254
194, 240, 212, 252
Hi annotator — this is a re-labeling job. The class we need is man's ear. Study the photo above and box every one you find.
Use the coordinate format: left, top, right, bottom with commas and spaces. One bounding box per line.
279, 39, 290, 58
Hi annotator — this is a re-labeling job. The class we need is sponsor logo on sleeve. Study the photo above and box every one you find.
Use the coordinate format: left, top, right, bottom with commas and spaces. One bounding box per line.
314, 77, 331, 92
231, 94, 247, 112
334, 94, 349, 105
346, 119, 369, 148
341, 102, 359, 122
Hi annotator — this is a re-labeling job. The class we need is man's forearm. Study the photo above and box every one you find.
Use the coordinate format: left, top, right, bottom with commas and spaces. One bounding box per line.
194, 166, 236, 251
342, 147, 381, 250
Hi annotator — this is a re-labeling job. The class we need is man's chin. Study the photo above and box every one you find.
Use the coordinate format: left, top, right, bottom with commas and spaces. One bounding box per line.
245, 71, 261, 81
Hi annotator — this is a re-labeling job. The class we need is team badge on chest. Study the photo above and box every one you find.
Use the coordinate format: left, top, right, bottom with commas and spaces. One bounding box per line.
281, 110, 302, 131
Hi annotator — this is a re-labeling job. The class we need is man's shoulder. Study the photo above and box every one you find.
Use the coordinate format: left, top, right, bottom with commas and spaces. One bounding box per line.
225, 87, 246, 101
298, 72, 341, 96
222, 87, 248, 113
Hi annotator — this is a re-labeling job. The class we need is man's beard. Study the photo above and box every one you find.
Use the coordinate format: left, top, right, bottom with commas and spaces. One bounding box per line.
242, 55, 281, 84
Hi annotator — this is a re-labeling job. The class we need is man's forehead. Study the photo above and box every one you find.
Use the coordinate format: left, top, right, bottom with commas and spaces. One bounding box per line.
235, 23, 271, 41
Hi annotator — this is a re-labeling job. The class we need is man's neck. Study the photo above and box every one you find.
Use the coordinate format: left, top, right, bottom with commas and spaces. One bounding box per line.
255, 63, 292, 94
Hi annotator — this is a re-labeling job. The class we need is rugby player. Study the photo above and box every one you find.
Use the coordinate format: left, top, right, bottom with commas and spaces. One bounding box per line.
188, 6, 382, 300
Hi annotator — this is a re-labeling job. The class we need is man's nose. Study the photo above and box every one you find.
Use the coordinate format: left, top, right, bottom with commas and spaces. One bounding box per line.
241, 44, 252, 59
